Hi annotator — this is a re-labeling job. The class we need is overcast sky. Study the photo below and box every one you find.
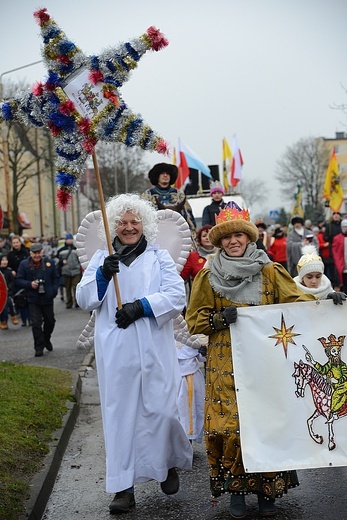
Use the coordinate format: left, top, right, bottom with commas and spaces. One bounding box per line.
1, 0, 347, 216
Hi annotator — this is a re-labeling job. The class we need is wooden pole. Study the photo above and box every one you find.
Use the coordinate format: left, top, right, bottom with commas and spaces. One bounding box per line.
92, 152, 122, 309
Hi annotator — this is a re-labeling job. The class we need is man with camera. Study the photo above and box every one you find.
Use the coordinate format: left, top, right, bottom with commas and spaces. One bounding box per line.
16, 243, 60, 357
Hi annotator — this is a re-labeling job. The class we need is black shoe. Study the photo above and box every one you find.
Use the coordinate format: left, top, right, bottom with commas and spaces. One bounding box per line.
66, 305, 72, 309
45, 341, 53, 351
21, 323, 26, 327
74, 303, 79, 308
258, 494, 276, 517
230, 495, 246, 519
109, 491, 135, 514
35, 350, 43, 357
160, 467, 179, 495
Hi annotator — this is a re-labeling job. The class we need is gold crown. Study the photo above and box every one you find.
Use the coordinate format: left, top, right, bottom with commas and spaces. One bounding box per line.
318, 334, 345, 351
215, 202, 251, 225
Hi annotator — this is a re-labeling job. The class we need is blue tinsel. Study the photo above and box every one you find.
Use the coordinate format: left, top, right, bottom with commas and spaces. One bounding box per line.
125, 118, 142, 146
105, 60, 117, 74
90, 55, 100, 70
142, 128, 153, 149
104, 76, 122, 88
55, 171, 76, 186
58, 41, 76, 55
115, 55, 129, 72
103, 104, 126, 136
59, 62, 74, 76
1, 102, 14, 121
46, 71, 61, 88
49, 111, 75, 131
55, 147, 81, 161
43, 27, 60, 44
125, 42, 140, 62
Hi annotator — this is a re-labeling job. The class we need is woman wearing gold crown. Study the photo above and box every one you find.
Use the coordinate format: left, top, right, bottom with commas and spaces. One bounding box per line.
185, 201, 319, 519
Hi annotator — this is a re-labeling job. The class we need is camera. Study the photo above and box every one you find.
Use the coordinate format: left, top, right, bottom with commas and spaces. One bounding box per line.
36, 279, 46, 294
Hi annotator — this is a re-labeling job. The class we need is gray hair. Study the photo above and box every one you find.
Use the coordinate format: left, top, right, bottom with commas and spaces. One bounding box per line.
98, 193, 158, 244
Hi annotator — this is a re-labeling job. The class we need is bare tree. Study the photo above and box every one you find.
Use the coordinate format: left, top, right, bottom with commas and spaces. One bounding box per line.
238, 178, 268, 208
275, 136, 329, 221
79, 141, 150, 209
0, 80, 56, 234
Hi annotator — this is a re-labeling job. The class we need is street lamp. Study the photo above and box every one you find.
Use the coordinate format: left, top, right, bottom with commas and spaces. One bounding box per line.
0, 60, 42, 234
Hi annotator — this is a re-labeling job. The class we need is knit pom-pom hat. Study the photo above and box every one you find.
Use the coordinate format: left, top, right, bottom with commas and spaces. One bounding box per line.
297, 244, 324, 281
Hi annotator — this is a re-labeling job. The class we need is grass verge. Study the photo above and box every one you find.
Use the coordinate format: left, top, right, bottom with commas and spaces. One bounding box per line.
0, 362, 74, 520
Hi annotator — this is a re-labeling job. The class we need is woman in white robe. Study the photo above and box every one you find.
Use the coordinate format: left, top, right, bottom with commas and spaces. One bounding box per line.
76, 194, 192, 513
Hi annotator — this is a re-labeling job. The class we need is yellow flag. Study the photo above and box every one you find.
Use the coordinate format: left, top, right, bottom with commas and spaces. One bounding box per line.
222, 138, 232, 191
172, 147, 176, 165
291, 184, 304, 218
323, 149, 344, 212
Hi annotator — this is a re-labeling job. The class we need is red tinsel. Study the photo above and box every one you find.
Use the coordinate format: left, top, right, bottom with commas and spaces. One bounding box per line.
32, 82, 44, 96
59, 100, 75, 115
156, 139, 169, 155
57, 55, 71, 65
89, 70, 104, 85
78, 119, 91, 134
56, 190, 71, 210
48, 122, 61, 137
82, 137, 97, 154
146, 26, 169, 51
33, 8, 50, 26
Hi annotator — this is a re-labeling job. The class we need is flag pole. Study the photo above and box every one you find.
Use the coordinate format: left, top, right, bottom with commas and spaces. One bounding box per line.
92, 152, 122, 309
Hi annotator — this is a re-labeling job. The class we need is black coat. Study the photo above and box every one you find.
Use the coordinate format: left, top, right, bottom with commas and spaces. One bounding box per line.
202, 200, 227, 226
16, 256, 60, 305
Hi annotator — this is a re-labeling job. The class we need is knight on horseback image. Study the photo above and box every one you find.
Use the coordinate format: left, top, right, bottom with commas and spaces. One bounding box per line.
293, 335, 347, 451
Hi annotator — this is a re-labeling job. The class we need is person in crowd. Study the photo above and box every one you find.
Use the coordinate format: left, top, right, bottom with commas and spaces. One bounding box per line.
254, 219, 269, 251
180, 225, 216, 283
324, 211, 342, 289
21, 233, 33, 250
173, 314, 205, 445
332, 217, 347, 293
294, 244, 346, 302
76, 194, 192, 515
286, 216, 315, 277
57, 233, 81, 309
16, 243, 60, 357
141, 162, 197, 234
0, 235, 10, 256
202, 181, 227, 226
185, 201, 322, 519
0, 255, 19, 329
7, 234, 30, 326
267, 226, 287, 269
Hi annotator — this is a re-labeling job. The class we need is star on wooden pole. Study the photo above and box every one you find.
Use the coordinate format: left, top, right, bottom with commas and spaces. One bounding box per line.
0, 8, 169, 209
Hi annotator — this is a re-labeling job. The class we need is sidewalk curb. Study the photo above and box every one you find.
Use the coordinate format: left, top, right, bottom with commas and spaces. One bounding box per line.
20, 348, 95, 520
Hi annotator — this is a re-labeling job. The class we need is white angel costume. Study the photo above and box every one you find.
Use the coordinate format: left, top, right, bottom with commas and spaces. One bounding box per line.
174, 315, 205, 443
76, 208, 193, 493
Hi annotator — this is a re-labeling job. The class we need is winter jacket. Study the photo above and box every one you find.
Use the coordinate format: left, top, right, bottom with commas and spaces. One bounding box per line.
16, 256, 60, 305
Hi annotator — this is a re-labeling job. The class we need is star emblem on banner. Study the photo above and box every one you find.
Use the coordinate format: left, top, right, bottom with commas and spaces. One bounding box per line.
269, 313, 301, 358
0, 8, 169, 209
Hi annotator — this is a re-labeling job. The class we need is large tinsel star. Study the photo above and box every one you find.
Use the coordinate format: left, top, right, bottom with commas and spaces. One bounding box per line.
269, 313, 301, 358
0, 8, 169, 209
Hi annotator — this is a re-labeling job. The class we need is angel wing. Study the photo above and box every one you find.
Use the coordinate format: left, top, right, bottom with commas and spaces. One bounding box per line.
75, 208, 193, 349
75, 208, 191, 272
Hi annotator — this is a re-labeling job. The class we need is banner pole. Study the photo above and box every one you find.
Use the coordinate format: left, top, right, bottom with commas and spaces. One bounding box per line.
92, 152, 122, 309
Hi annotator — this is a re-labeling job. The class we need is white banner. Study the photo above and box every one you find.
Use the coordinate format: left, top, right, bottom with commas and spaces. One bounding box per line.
231, 300, 347, 472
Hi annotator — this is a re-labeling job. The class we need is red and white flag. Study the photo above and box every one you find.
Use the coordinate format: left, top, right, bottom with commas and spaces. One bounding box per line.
231, 134, 243, 187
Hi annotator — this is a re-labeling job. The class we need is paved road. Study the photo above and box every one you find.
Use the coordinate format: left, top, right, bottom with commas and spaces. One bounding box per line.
2, 298, 347, 519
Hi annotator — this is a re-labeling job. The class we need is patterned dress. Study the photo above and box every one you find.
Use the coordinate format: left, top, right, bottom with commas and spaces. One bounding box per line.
186, 262, 315, 499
